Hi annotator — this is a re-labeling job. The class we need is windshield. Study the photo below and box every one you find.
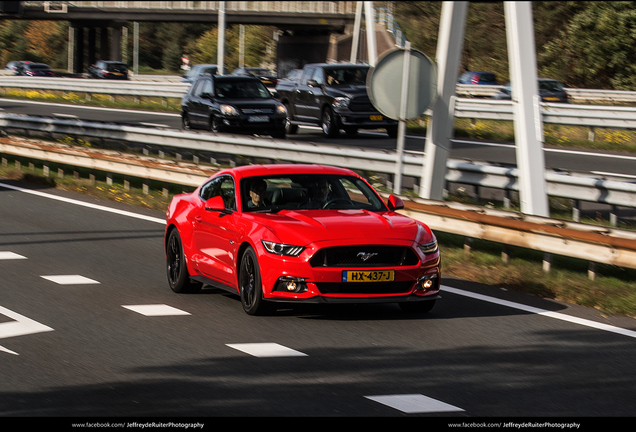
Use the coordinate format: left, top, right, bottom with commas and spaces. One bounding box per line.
324, 67, 368, 85
215, 79, 271, 99
241, 174, 387, 212
106, 63, 127, 72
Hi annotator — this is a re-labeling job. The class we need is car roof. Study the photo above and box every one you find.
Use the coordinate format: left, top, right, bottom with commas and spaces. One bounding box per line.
304, 63, 370, 69
215, 164, 359, 180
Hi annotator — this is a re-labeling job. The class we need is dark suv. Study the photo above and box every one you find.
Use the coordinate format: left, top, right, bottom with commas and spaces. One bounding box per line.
458, 71, 498, 85
276, 63, 398, 138
181, 74, 287, 138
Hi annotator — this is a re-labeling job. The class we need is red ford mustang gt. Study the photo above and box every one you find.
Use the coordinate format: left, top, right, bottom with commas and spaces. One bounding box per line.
165, 164, 441, 315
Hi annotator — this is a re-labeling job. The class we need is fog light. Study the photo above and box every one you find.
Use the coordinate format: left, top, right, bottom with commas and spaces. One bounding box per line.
417, 274, 438, 291
275, 276, 308, 293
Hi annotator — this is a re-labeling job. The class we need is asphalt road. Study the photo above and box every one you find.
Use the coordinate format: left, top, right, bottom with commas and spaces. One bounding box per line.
2, 98, 636, 180
1, 178, 636, 420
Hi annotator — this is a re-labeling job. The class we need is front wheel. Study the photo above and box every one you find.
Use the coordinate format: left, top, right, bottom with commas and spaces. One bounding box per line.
321, 107, 339, 138
181, 113, 192, 130
166, 229, 202, 293
238, 247, 271, 315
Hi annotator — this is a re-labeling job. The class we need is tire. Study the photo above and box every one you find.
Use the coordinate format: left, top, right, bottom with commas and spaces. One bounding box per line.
238, 247, 271, 315
284, 104, 298, 134
399, 300, 436, 314
210, 116, 224, 133
387, 126, 398, 138
182, 113, 192, 130
166, 229, 202, 293
321, 107, 339, 138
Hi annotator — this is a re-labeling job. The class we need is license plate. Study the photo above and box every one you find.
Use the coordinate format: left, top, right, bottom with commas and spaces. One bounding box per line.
248, 115, 269, 122
370, 115, 383, 121
342, 270, 394, 282
544, 97, 559, 101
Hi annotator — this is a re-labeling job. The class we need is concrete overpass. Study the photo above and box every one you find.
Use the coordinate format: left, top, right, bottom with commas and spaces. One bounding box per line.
1, 1, 402, 74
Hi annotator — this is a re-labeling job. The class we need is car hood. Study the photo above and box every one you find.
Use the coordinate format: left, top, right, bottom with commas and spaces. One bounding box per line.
325, 84, 368, 99
251, 209, 431, 246
218, 98, 279, 108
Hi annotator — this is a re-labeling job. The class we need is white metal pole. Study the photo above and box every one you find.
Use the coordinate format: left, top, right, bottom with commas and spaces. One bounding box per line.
239, 24, 245, 68
364, 1, 377, 66
420, 1, 468, 200
350, 1, 363, 63
394, 41, 411, 194
133, 22, 139, 76
217, 1, 226, 75
504, 1, 549, 217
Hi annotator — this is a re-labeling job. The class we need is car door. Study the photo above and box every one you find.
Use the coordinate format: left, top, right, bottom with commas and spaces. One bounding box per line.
293, 66, 317, 122
192, 175, 241, 286
189, 79, 213, 127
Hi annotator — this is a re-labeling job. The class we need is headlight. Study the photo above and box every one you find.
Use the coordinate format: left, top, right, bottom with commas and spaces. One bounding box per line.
220, 104, 239, 116
418, 240, 438, 254
262, 240, 305, 257
276, 104, 287, 115
332, 97, 350, 109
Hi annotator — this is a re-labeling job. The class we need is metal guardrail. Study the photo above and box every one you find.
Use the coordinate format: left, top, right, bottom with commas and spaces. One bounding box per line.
456, 84, 636, 103
2, 78, 636, 130
2, 134, 636, 275
1, 113, 635, 211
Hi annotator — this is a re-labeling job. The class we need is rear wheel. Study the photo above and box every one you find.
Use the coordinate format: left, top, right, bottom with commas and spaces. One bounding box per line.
238, 247, 271, 315
166, 229, 202, 293
284, 104, 298, 134
181, 113, 192, 130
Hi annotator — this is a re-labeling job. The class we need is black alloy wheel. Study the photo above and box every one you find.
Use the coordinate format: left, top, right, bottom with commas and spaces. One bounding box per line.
239, 247, 271, 315
166, 229, 202, 293
321, 107, 339, 138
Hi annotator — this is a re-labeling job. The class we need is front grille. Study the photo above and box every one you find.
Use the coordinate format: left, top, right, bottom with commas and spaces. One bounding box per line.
241, 108, 274, 114
348, 95, 376, 112
309, 246, 419, 268
316, 281, 414, 294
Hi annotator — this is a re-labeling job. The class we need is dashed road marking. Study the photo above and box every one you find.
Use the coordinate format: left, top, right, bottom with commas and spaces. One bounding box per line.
122, 304, 190, 316
40, 275, 100, 285
0, 251, 27, 260
226, 343, 308, 357
364, 394, 464, 414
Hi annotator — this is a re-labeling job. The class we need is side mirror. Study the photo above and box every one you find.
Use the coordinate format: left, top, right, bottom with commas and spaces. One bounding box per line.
307, 79, 318, 87
387, 194, 404, 211
204, 196, 227, 212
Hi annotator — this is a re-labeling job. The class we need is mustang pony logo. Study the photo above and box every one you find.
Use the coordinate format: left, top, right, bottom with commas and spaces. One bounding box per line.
357, 252, 378, 262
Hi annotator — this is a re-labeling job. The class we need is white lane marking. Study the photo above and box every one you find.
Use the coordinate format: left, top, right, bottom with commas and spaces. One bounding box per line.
365, 394, 464, 414
140, 122, 170, 128
226, 343, 308, 358
122, 304, 190, 316
0, 181, 166, 225
0, 251, 27, 260
41, 275, 100, 285
0, 305, 54, 356
1, 98, 180, 117
591, 171, 636, 180
53, 113, 79, 119
443, 285, 636, 339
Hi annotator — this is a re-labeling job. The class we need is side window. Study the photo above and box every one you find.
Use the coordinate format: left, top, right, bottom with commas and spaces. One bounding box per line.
191, 80, 203, 96
311, 68, 324, 85
199, 175, 236, 210
301, 67, 315, 85
201, 80, 212, 97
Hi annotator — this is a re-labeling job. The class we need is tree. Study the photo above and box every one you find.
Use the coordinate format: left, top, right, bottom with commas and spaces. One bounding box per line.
539, 1, 636, 90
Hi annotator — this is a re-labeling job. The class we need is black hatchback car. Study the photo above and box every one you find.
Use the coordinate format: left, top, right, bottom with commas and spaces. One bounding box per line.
88, 60, 129, 79
181, 75, 287, 138
493, 78, 570, 103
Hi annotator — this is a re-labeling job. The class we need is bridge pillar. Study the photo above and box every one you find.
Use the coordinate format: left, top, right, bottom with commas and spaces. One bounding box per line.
276, 32, 330, 78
